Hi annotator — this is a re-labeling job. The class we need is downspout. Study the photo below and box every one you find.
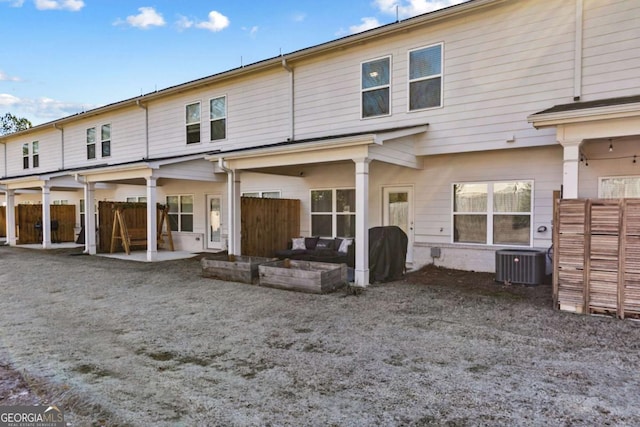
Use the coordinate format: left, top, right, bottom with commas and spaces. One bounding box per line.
136, 100, 149, 159
573, 0, 584, 101
54, 123, 64, 169
281, 58, 294, 141
218, 158, 235, 254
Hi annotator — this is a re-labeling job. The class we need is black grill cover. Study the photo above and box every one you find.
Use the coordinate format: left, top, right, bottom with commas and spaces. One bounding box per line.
369, 226, 408, 284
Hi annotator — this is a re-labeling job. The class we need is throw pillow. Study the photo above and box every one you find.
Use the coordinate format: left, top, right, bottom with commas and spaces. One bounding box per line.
304, 236, 320, 250
315, 239, 334, 250
338, 238, 352, 254
292, 237, 306, 250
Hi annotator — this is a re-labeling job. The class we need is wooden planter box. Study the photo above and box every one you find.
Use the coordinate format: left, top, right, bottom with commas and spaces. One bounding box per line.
201, 254, 275, 284
258, 260, 347, 294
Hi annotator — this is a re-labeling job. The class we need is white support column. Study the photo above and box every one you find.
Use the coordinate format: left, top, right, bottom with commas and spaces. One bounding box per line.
146, 177, 158, 262
41, 184, 51, 249
560, 140, 582, 199
232, 170, 242, 255
5, 190, 16, 246
354, 158, 370, 287
84, 182, 97, 255
226, 171, 235, 254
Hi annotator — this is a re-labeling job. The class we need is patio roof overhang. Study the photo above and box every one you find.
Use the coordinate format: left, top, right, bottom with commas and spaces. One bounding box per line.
206, 125, 428, 171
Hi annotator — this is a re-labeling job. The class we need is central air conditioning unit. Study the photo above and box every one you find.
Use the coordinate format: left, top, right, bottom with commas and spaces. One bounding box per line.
495, 249, 546, 285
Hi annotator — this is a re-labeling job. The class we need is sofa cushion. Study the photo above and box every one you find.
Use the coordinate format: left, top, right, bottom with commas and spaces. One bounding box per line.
304, 236, 320, 250
337, 238, 353, 254
315, 238, 335, 250
292, 237, 306, 250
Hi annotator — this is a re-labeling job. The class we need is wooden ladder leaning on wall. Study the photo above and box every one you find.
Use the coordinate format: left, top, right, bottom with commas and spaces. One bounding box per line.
110, 204, 175, 255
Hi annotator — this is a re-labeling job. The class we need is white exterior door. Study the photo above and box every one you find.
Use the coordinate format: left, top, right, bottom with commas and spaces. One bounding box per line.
206, 195, 223, 250
383, 186, 414, 262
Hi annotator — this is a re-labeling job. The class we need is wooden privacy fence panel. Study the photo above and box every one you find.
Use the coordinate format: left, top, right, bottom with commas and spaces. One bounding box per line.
554, 199, 640, 318
241, 197, 300, 258
15, 204, 76, 244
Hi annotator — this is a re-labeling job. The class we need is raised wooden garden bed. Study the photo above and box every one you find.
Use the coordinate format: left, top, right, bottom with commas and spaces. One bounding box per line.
201, 254, 275, 284
258, 259, 347, 294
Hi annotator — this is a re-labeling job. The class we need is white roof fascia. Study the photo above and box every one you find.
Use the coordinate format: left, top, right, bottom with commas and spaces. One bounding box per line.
528, 102, 640, 128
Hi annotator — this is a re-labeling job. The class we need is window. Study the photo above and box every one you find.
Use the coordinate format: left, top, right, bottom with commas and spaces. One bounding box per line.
409, 44, 442, 110
101, 124, 111, 157
53, 200, 68, 205
167, 195, 193, 232
22, 143, 29, 169
87, 127, 96, 159
32, 141, 39, 168
242, 190, 281, 199
79, 199, 85, 226
311, 188, 356, 238
361, 56, 391, 118
600, 176, 640, 198
453, 181, 532, 246
186, 102, 201, 144
209, 96, 226, 141
126, 196, 147, 203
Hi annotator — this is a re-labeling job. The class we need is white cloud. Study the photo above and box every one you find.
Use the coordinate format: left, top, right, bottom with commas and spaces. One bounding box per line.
119, 7, 166, 29
0, 0, 25, 7
374, 0, 468, 19
176, 15, 194, 31
0, 71, 21, 82
349, 17, 382, 34
292, 12, 306, 22
34, 0, 84, 11
0, 93, 96, 124
195, 10, 230, 32
241, 25, 258, 38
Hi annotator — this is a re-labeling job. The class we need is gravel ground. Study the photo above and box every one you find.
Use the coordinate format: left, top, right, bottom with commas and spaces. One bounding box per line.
1, 246, 640, 426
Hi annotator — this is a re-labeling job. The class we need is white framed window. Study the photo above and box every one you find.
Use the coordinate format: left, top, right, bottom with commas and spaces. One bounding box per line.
209, 96, 226, 141
242, 190, 281, 199
186, 102, 201, 144
87, 127, 96, 159
452, 181, 532, 246
408, 43, 443, 111
32, 141, 39, 168
600, 176, 640, 198
126, 196, 147, 203
310, 188, 355, 238
101, 124, 111, 157
361, 56, 391, 118
53, 200, 68, 205
166, 194, 194, 232
22, 143, 29, 169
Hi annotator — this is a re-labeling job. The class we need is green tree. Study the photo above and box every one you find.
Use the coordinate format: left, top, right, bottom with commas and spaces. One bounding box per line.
0, 113, 32, 135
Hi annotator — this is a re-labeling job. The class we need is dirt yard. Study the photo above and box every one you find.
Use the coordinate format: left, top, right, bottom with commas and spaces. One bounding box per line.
1, 246, 640, 426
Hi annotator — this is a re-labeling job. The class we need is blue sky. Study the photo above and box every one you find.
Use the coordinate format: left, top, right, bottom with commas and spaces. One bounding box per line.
0, 0, 465, 125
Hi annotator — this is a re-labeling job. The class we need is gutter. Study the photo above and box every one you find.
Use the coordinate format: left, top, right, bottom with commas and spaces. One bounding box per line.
218, 158, 236, 254
281, 58, 294, 141
54, 123, 64, 169
136, 100, 149, 158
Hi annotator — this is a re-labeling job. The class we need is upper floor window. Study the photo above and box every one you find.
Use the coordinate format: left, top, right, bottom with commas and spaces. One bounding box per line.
22, 141, 38, 169
453, 181, 532, 246
101, 124, 111, 157
311, 188, 356, 238
409, 44, 442, 111
87, 127, 96, 159
600, 176, 640, 198
209, 96, 226, 141
32, 141, 39, 168
186, 102, 201, 144
22, 143, 29, 169
361, 56, 391, 118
